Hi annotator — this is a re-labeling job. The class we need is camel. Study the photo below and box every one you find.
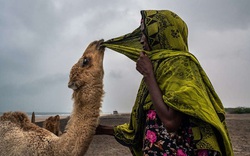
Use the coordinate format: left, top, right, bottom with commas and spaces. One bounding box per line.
0, 39, 105, 156
30, 112, 61, 135
43, 115, 61, 136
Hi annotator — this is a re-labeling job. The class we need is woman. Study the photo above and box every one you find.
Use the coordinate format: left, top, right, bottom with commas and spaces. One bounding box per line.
98, 10, 233, 156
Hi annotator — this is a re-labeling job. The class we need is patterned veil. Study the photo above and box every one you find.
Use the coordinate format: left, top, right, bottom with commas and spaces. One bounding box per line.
102, 10, 233, 156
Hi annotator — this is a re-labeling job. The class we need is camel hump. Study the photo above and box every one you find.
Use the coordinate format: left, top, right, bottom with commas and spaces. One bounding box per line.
0, 112, 30, 125
43, 115, 62, 136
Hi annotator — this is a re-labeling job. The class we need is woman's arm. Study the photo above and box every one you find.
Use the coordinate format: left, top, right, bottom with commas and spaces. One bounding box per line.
95, 124, 114, 135
136, 52, 183, 132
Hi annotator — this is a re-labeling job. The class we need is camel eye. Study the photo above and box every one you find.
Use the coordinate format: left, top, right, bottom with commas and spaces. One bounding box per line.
82, 57, 90, 67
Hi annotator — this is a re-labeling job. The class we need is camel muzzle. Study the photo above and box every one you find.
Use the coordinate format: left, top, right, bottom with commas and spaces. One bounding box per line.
96, 39, 105, 51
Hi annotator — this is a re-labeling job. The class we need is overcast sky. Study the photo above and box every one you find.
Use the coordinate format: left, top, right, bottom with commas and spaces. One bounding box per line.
0, 0, 250, 114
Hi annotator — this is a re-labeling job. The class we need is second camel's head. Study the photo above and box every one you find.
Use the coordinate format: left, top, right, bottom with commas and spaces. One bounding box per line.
68, 39, 105, 91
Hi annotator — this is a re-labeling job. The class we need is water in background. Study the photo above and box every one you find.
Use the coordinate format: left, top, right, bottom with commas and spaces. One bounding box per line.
0, 112, 112, 119
26, 112, 71, 119
0, 112, 71, 119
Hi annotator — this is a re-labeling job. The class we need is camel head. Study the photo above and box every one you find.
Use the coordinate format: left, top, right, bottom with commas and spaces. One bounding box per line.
68, 39, 105, 91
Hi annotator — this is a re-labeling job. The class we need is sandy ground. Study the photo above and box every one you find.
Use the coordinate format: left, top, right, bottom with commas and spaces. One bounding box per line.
225, 114, 250, 156
35, 113, 250, 156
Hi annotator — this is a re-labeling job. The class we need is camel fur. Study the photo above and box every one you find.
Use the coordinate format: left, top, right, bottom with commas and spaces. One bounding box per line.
43, 115, 62, 136
0, 39, 105, 156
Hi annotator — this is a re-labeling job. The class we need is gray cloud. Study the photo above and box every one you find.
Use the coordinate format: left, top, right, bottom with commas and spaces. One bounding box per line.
0, 73, 71, 112
0, 0, 250, 114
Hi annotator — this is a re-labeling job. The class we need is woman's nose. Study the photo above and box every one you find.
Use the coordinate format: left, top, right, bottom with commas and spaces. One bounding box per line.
140, 38, 144, 45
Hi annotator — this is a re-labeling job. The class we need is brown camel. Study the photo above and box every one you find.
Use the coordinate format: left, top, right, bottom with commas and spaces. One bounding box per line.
0, 39, 105, 155
43, 115, 61, 136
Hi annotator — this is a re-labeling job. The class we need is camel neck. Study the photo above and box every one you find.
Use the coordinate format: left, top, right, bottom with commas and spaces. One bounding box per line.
54, 87, 103, 155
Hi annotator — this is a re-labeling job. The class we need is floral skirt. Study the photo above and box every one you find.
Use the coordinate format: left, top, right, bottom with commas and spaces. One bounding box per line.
143, 110, 219, 156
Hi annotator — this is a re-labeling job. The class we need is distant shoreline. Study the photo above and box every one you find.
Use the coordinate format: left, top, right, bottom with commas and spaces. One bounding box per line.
33, 112, 131, 122
0, 111, 130, 121
1, 108, 250, 122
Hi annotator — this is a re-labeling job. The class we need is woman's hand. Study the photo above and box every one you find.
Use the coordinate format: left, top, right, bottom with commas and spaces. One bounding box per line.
95, 124, 114, 136
136, 52, 154, 78
136, 52, 183, 132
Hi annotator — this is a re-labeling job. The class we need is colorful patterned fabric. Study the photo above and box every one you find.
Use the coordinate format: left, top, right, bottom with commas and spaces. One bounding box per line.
143, 110, 219, 156
143, 110, 196, 156
102, 10, 233, 156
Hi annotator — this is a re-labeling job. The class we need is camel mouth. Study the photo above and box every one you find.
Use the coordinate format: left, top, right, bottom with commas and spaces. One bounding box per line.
96, 39, 105, 51
68, 82, 78, 90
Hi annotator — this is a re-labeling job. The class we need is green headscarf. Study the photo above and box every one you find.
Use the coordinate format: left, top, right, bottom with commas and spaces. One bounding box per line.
102, 10, 233, 156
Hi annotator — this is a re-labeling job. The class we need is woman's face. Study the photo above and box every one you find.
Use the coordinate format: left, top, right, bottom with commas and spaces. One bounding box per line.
140, 34, 150, 51
140, 20, 151, 51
